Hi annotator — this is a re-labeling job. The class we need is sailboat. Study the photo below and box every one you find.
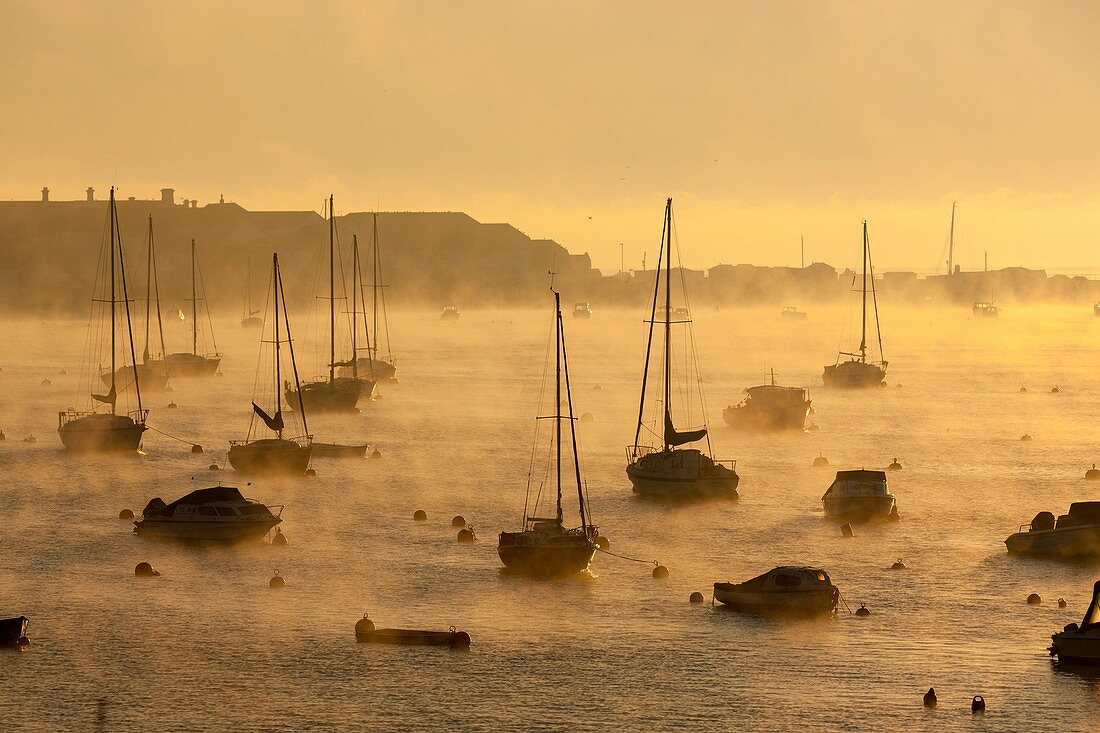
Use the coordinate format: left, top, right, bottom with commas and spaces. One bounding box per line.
973, 250, 999, 317
241, 257, 263, 328
228, 253, 313, 475
498, 289, 598, 574
59, 187, 149, 452
353, 213, 397, 381
625, 198, 739, 500
148, 239, 222, 377
101, 215, 170, 393
335, 232, 381, 396
823, 221, 887, 388
285, 195, 364, 412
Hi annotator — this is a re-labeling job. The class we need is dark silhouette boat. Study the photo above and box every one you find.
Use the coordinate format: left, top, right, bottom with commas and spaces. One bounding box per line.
723, 369, 810, 431
228, 253, 313, 475
241, 257, 264, 328
286, 195, 365, 412
339, 214, 397, 382
146, 239, 221, 377
498, 290, 598, 575
0, 616, 29, 647
823, 221, 887, 388
59, 188, 149, 453
134, 485, 282, 541
626, 198, 738, 500
714, 567, 838, 616
1050, 581, 1100, 664
1006, 503, 1100, 558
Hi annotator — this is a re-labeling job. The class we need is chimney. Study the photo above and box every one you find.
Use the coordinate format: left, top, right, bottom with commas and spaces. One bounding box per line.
190, 200, 197, 209
161, 188, 175, 205
86, 187, 95, 202
219, 194, 225, 204
41, 187, 49, 202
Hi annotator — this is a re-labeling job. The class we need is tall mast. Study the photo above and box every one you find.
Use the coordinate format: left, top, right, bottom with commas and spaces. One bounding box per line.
113, 189, 143, 416
144, 216, 152, 362
190, 239, 198, 355
277, 254, 308, 439
558, 293, 588, 532
372, 212, 380, 361
631, 200, 667, 452
109, 188, 117, 398
270, 253, 279, 433
663, 198, 672, 450
947, 201, 956, 275
555, 290, 563, 525
351, 234, 359, 380
800, 234, 805, 269
328, 195, 336, 383
245, 256, 251, 317
859, 220, 868, 363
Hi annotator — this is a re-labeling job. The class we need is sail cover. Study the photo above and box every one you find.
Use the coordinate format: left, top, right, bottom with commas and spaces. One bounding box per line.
252, 402, 284, 432
92, 385, 117, 408
665, 411, 706, 446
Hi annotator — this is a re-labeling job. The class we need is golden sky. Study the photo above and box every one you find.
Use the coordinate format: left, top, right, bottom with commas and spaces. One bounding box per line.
2, 0, 1099, 272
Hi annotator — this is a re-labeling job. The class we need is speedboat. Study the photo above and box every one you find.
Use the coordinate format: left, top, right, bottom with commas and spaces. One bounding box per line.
1050, 581, 1100, 664
723, 370, 810, 431
134, 485, 282, 541
822, 469, 897, 521
1005, 503, 1100, 558
442, 305, 460, 320
714, 567, 839, 616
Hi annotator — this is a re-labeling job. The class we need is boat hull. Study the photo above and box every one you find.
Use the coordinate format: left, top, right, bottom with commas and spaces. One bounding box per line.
100, 364, 169, 392
713, 584, 838, 616
58, 413, 146, 453
626, 451, 739, 500
822, 360, 886, 388
497, 534, 597, 575
285, 378, 362, 413
159, 352, 221, 377
356, 628, 463, 647
312, 443, 368, 458
723, 403, 809, 431
228, 439, 311, 475
0, 616, 29, 647
339, 357, 396, 382
1005, 525, 1100, 558
1051, 631, 1100, 664
241, 316, 263, 329
134, 518, 279, 542
823, 494, 896, 521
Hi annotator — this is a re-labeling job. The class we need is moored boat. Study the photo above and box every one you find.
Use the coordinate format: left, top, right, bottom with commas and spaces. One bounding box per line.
146, 239, 221, 377
1050, 581, 1100, 664
441, 305, 460, 320
312, 442, 369, 458
714, 567, 839, 616
355, 616, 470, 649
780, 306, 808, 320
723, 370, 810, 431
573, 302, 592, 319
498, 290, 598, 575
134, 485, 282, 541
1005, 503, 1100, 558
823, 221, 887, 388
822, 469, 897, 521
972, 301, 999, 318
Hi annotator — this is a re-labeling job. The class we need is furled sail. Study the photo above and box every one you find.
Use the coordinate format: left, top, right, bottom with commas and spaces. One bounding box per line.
252, 402, 284, 432
665, 411, 706, 447
92, 385, 117, 408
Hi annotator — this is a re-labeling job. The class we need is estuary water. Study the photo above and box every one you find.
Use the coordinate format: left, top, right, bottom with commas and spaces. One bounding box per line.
1, 303, 1099, 732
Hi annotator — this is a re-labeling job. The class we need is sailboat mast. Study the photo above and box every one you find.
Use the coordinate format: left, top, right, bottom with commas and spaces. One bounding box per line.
278, 256, 309, 439
109, 188, 117, 397
555, 290, 563, 524
245, 256, 251, 318
558, 295, 589, 532
859, 220, 868, 363
351, 234, 359, 380
273, 253, 282, 437
663, 198, 672, 451
114, 192, 143, 416
144, 216, 152, 362
948, 201, 956, 275
328, 195, 336, 383
372, 213, 380, 362
190, 239, 198, 355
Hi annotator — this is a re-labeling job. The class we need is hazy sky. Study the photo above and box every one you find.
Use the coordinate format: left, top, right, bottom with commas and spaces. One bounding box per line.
3, 0, 1099, 273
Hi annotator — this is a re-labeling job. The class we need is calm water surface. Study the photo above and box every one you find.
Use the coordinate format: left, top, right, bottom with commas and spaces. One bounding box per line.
1, 304, 1099, 732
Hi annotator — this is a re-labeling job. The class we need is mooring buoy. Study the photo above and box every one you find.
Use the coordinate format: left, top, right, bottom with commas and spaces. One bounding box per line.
652, 564, 669, 579
855, 604, 871, 617
135, 562, 159, 578
891, 559, 906, 570
887, 458, 903, 471
269, 570, 285, 588
272, 528, 288, 546
457, 528, 476, 543
923, 688, 937, 707
813, 454, 830, 467
971, 696, 985, 714
413, 509, 428, 521
595, 535, 610, 550
191, 443, 202, 453
1058, 597, 1067, 608
452, 515, 466, 528
689, 592, 704, 604
355, 614, 375, 636
119, 509, 134, 520
1027, 593, 1042, 605
1086, 464, 1100, 481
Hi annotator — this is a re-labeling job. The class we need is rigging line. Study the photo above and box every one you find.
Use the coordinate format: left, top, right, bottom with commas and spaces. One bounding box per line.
523, 301, 556, 522
867, 231, 885, 363
278, 255, 310, 438
248, 265, 275, 441
145, 423, 199, 446
594, 546, 660, 566
194, 243, 219, 356
374, 217, 395, 363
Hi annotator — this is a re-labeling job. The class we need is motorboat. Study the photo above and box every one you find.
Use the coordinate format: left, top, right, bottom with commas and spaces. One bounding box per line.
59, 188, 150, 453
0, 616, 29, 647
312, 442, 368, 458
972, 301, 999, 318
780, 306, 808, 320
573, 302, 592, 319
823, 221, 888, 388
822, 469, 897, 521
714, 567, 839, 616
626, 198, 738, 500
723, 370, 810, 431
498, 290, 599, 575
1050, 581, 1100, 664
134, 485, 282, 541
228, 253, 313, 476
442, 305, 460, 320
1005, 503, 1100, 558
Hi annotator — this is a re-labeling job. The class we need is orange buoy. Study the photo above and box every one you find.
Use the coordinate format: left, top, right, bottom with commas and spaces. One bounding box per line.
269, 570, 285, 588
118, 509, 134, 520
413, 509, 427, 521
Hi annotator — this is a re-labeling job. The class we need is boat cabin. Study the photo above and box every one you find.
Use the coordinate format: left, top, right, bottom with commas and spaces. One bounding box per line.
572, 302, 592, 318
823, 469, 889, 499
141, 486, 280, 520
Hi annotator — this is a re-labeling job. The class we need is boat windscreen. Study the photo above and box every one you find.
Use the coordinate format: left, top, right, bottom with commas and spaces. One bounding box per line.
1069, 502, 1100, 525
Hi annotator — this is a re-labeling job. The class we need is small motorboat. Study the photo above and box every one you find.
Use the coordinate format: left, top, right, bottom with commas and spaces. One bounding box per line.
972, 301, 999, 318
822, 469, 897, 521
1005, 503, 1100, 558
0, 616, 29, 647
355, 617, 470, 649
312, 442, 368, 458
133, 485, 283, 541
441, 305, 460, 320
572, 302, 592, 319
714, 567, 839, 616
780, 306, 808, 320
1050, 580, 1100, 664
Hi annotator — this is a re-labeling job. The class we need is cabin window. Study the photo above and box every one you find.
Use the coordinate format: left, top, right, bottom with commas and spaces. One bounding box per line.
816, 572, 827, 582
239, 505, 265, 515
216, 507, 238, 517
197, 506, 217, 516
775, 574, 802, 587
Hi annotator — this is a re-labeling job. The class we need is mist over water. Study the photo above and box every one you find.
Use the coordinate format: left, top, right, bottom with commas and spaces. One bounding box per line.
1, 303, 1099, 731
